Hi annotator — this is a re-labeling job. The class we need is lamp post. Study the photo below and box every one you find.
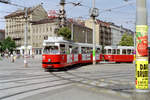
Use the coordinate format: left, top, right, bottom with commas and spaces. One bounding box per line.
24, 8, 28, 67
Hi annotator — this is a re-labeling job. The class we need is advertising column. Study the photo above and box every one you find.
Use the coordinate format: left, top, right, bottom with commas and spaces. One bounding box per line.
136, 25, 149, 90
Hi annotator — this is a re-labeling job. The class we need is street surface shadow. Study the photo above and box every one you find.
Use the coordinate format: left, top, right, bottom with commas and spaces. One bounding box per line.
48, 63, 91, 72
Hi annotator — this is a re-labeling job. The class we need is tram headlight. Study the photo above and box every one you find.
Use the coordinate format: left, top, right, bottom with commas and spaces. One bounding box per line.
48, 59, 51, 62
42, 56, 45, 60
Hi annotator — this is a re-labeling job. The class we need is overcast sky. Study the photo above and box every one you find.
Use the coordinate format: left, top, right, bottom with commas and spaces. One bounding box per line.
0, 0, 149, 32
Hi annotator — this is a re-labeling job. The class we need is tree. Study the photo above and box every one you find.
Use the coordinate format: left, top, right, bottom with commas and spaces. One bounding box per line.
57, 27, 71, 40
119, 33, 134, 46
1, 37, 16, 53
0, 41, 2, 52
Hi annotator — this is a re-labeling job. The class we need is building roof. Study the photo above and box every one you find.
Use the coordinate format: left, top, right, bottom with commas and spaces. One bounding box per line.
96, 19, 110, 27
31, 17, 90, 30
31, 17, 58, 25
67, 18, 85, 26
5, 5, 42, 18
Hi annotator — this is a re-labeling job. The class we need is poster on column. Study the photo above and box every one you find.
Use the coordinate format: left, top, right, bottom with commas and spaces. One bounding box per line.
136, 60, 148, 89
136, 25, 148, 57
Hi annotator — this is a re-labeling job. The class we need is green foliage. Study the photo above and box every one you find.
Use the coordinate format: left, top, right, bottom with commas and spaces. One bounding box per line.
58, 27, 71, 40
0, 42, 2, 52
119, 33, 134, 46
0, 37, 16, 53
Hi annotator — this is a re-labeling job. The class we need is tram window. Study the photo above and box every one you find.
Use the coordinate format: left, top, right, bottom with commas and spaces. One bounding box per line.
112, 49, 116, 54
122, 49, 126, 54
60, 44, 66, 54
96, 48, 101, 53
68, 45, 72, 54
72, 47, 78, 54
104, 49, 106, 54
108, 49, 111, 54
51, 46, 59, 54
89, 47, 93, 53
86, 47, 91, 54
132, 50, 134, 54
127, 49, 131, 54
117, 49, 120, 54
66, 45, 72, 54
43, 46, 49, 54
43, 46, 59, 54
81, 47, 86, 54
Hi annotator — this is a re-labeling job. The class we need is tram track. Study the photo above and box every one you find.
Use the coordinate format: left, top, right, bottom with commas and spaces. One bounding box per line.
0, 77, 65, 90
68, 70, 134, 83
56, 70, 133, 85
0, 73, 74, 100
50, 71, 134, 94
0, 81, 72, 100
0, 72, 83, 91
0, 74, 52, 83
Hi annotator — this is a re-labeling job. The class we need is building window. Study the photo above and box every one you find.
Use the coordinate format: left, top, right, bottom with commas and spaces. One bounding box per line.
47, 27, 48, 32
50, 27, 52, 32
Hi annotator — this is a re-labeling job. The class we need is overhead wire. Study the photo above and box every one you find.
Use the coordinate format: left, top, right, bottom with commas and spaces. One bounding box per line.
99, 1, 135, 13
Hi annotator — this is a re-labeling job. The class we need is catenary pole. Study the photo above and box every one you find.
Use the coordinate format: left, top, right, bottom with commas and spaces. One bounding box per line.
71, 23, 73, 40
90, 0, 99, 64
92, 0, 96, 64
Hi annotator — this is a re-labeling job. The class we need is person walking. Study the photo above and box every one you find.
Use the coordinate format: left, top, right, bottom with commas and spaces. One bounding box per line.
11, 54, 14, 63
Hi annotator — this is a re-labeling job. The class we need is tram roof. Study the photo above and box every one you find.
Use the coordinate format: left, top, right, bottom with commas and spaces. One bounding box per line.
76, 43, 101, 48
44, 37, 69, 43
104, 46, 134, 49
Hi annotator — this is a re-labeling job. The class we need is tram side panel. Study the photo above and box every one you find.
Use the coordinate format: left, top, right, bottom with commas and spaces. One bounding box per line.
95, 53, 103, 62
103, 55, 114, 62
113, 55, 134, 62
103, 46, 134, 63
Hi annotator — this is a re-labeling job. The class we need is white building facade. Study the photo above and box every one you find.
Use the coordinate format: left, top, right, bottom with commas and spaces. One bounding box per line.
110, 23, 134, 46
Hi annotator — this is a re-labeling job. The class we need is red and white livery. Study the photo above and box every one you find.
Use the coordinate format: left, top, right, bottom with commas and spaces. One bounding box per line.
103, 46, 134, 63
42, 37, 102, 71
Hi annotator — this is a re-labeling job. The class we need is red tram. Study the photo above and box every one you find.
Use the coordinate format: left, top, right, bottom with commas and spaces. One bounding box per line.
103, 46, 134, 63
42, 37, 103, 71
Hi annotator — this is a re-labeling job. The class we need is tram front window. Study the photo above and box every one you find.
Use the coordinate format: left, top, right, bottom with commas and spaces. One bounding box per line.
43, 46, 59, 54
127, 49, 131, 54
96, 48, 101, 53
108, 49, 112, 54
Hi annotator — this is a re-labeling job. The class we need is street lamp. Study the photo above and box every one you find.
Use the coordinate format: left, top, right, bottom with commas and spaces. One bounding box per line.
24, 8, 28, 67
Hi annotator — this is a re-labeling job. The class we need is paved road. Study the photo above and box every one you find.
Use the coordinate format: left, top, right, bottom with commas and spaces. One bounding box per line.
0, 57, 72, 100
0, 57, 149, 100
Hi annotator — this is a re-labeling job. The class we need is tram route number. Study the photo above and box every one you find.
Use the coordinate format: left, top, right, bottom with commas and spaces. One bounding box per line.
136, 61, 149, 89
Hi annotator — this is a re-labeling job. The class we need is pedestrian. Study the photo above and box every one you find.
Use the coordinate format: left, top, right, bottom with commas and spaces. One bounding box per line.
11, 54, 14, 63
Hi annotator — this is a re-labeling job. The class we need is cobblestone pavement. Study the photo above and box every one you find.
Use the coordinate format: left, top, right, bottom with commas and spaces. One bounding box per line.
0, 57, 149, 100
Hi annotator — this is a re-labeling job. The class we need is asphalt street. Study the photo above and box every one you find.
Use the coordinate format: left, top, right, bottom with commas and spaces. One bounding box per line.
0, 56, 150, 100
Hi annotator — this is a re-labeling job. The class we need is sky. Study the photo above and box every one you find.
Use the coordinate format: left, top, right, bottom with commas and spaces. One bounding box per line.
0, 0, 150, 32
